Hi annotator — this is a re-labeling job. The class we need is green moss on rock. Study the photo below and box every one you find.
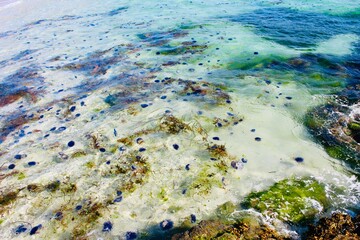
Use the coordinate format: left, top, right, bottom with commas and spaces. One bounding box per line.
348, 122, 360, 132
242, 177, 329, 223
324, 145, 350, 160
172, 217, 290, 240
304, 103, 360, 176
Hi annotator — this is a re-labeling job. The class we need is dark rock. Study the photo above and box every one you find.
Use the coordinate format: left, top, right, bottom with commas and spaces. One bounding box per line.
171, 220, 227, 239
172, 217, 290, 240
304, 102, 360, 176
305, 212, 360, 239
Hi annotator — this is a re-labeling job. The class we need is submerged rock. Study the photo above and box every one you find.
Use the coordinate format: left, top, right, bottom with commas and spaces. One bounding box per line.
241, 177, 329, 223
0, 66, 44, 107
305, 212, 360, 239
137, 29, 188, 47
172, 218, 290, 240
172, 220, 228, 239
157, 43, 207, 56
304, 102, 360, 176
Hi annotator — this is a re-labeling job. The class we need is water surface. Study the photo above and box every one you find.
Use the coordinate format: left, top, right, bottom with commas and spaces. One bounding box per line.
0, 0, 359, 239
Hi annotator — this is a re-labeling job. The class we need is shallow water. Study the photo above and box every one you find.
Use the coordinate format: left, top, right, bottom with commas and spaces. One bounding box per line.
0, 0, 359, 239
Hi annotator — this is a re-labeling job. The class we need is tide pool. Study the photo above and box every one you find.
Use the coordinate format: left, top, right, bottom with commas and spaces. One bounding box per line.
0, 1, 359, 239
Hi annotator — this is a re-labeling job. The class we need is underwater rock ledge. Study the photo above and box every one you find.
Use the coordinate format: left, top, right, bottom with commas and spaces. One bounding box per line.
305, 101, 360, 176
305, 212, 360, 240
171, 212, 360, 240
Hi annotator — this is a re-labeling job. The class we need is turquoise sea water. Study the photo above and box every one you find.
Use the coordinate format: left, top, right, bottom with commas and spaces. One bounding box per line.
0, 0, 359, 239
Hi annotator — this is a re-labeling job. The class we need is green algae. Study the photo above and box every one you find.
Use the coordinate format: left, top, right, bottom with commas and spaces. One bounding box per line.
157, 188, 169, 202
177, 79, 232, 105
27, 181, 76, 195
229, 52, 350, 95
71, 150, 87, 158
157, 43, 207, 56
61, 182, 77, 194
215, 201, 236, 219
45, 198, 109, 238
304, 103, 360, 176
172, 215, 289, 240
324, 145, 351, 160
117, 136, 134, 146
348, 122, 360, 131
159, 115, 191, 134
17, 172, 25, 180
215, 160, 229, 173
84, 161, 95, 168
304, 112, 326, 130
207, 144, 228, 159
187, 166, 223, 195
45, 180, 61, 192
242, 177, 329, 223
0, 190, 19, 206
117, 129, 156, 147
43, 175, 130, 238
27, 183, 42, 193
0, 190, 20, 214
168, 205, 183, 213
101, 151, 151, 193
72, 201, 104, 237
227, 54, 288, 71
109, 145, 118, 153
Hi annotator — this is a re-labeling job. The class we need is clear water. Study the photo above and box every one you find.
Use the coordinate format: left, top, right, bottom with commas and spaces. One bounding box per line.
0, 0, 359, 239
